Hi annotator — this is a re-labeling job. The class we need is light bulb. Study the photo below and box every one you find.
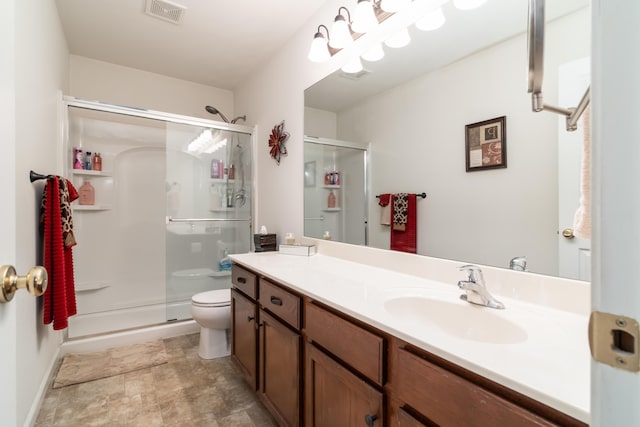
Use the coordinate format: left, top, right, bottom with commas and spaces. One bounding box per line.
453, 0, 487, 10
308, 32, 330, 63
416, 7, 446, 31
380, 0, 411, 13
329, 15, 353, 49
352, 0, 378, 34
384, 28, 411, 49
341, 56, 363, 74
361, 42, 385, 62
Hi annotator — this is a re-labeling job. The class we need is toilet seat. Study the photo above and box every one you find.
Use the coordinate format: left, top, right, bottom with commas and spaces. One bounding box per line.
192, 289, 231, 307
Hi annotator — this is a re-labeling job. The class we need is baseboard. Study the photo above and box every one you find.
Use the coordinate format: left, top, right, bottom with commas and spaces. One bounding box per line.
23, 345, 61, 427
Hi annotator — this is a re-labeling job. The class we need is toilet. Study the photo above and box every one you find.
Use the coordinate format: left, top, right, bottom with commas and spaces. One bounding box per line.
191, 288, 231, 359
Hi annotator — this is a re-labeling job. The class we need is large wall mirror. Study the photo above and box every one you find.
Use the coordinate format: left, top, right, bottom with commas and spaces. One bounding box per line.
304, 0, 591, 280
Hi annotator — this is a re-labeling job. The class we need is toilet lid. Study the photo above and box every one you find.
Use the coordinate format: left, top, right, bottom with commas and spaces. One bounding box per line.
192, 289, 231, 306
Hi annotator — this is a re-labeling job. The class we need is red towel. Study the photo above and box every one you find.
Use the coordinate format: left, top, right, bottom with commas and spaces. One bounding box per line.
40, 177, 79, 330
390, 193, 417, 254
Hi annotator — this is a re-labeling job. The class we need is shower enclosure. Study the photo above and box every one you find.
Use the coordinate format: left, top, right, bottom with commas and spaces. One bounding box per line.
303, 136, 369, 245
62, 98, 253, 338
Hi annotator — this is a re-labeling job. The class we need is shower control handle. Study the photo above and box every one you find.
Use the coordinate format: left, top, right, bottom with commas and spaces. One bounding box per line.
270, 296, 283, 306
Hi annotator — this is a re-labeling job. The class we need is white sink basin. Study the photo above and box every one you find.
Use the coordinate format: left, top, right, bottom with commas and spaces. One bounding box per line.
384, 296, 528, 344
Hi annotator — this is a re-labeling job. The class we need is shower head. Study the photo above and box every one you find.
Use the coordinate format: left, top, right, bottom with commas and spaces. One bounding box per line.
231, 115, 246, 124
205, 105, 229, 123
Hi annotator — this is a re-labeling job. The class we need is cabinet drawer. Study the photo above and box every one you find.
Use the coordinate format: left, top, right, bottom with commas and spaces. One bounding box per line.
259, 279, 301, 330
304, 302, 384, 386
232, 264, 257, 299
395, 348, 556, 427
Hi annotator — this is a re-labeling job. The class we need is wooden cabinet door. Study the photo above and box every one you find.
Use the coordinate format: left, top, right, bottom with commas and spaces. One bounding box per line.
259, 309, 301, 427
231, 289, 257, 390
305, 342, 383, 427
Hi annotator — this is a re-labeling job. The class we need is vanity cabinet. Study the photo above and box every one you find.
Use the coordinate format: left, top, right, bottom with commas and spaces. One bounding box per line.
258, 279, 302, 427
230, 288, 257, 389
388, 338, 586, 427
231, 260, 587, 427
303, 301, 385, 426
305, 342, 383, 427
231, 264, 302, 426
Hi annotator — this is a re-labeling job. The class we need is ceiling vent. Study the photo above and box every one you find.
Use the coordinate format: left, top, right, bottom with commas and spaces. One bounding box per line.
145, 0, 187, 25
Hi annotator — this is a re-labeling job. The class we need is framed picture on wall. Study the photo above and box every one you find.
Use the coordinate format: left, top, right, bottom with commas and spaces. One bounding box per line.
465, 116, 507, 172
304, 161, 316, 187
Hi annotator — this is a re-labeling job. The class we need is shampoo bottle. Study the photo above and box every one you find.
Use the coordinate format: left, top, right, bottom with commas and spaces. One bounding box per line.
78, 181, 95, 205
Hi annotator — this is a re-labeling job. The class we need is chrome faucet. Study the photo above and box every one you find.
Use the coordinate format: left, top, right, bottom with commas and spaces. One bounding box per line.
509, 256, 527, 271
457, 265, 505, 309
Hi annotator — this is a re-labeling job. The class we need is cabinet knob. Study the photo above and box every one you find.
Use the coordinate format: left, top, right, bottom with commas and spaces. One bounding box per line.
270, 296, 283, 306
364, 414, 377, 426
247, 315, 255, 322
255, 322, 264, 330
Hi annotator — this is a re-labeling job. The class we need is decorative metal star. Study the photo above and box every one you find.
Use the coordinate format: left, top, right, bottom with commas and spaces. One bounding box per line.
268, 120, 289, 165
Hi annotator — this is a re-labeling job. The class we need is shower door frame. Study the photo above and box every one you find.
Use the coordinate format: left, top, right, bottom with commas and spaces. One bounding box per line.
59, 95, 256, 336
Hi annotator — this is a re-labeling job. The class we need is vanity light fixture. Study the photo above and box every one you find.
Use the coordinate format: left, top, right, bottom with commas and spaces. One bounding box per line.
416, 7, 446, 31
453, 0, 487, 11
308, 25, 331, 63
341, 56, 364, 73
361, 42, 385, 62
380, 0, 411, 13
352, 0, 379, 34
385, 27, 411, 48
329, 7, 354, 49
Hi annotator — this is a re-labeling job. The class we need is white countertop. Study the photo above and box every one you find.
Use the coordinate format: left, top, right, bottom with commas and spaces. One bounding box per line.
230, 252, 590, 423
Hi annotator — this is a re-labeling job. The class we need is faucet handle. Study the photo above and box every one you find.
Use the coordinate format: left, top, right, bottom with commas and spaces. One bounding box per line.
458, 264, 483, 283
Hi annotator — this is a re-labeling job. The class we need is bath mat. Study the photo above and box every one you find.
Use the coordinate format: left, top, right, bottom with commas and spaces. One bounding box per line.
53, 339, 168, 389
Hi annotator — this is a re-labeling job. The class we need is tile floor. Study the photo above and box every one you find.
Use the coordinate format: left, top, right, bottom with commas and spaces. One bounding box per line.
35, 333, 278, 427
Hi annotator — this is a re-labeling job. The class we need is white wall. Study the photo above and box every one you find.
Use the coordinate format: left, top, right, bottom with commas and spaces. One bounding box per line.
304, 106, 337, 139
234, 0, 348, 241
12, 0, 70, 425
335, 9, 590, 276
69, 55, 234, 120
0, 1, 18, 424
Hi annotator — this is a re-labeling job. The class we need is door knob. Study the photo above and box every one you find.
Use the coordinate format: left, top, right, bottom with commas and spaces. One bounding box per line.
0, 265, 48, 303
562, 228, 575, 239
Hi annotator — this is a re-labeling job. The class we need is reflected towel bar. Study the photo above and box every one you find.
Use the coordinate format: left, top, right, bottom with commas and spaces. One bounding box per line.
376, 193, 427, 199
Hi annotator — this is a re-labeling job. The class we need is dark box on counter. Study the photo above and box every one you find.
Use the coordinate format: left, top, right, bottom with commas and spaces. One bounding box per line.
254, 233, 277, 252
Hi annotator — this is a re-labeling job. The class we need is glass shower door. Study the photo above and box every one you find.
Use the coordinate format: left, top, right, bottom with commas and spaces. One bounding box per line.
165, 123, 252, 321
304, 138, 368, 246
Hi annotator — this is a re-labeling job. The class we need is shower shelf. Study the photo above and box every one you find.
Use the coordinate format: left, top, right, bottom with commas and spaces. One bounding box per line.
73, 170, 111, 177
323, 208, 341, 212
73, 205, 112, 211
323, 185, 340, 189
76, 282, 110, 292
210, 178, 235, 183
